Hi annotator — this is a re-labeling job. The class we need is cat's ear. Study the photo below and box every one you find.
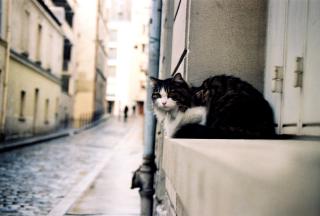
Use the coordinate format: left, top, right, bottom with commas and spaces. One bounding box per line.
149, 76, 159, 87
172, 73, 185, 83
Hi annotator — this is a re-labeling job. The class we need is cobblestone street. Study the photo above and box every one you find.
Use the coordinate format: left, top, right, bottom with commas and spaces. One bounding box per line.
0, 117, 141, 216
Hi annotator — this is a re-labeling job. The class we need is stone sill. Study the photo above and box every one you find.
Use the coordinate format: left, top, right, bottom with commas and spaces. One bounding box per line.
162, 138, 320, 216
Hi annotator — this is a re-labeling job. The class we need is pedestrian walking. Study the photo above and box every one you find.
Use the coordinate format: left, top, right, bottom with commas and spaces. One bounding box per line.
132, 105, 136, 115
124, 106, 129, 122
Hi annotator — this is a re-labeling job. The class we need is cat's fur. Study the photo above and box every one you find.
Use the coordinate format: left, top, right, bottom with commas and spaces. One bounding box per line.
151, 73, 207, 137
150, 73, 275, 139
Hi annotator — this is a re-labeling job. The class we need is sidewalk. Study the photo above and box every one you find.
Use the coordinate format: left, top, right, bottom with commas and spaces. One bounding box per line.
64, 116, 143, 216
0, 115, 109, 152
0, 130, 71, 152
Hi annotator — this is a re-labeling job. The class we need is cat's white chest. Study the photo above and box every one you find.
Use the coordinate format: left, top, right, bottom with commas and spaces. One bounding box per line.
163, 112, 182, 137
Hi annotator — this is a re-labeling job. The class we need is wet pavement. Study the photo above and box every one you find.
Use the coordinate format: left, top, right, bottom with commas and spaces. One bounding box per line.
66, 116, 142, 216
0, 116, 142, 216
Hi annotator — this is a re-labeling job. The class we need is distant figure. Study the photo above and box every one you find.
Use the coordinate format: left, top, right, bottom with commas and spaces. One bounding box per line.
132, 105, 136, 115
124, 106, 129, 122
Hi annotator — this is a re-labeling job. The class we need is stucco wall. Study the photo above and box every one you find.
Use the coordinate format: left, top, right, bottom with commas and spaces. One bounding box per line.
0, 40, 6, 117
5, 56, 61, 138
73, 0, 108, 120
11, 0, 64, 76
170, 0, 267, 91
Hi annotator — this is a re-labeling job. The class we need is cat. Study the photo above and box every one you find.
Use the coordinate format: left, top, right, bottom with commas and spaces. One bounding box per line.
150, 73, 276, 139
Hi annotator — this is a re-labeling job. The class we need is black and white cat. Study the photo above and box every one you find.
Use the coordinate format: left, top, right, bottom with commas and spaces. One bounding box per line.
150, 73, 275, 139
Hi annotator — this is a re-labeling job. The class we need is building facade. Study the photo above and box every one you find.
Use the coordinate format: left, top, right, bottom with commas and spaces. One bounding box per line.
0, 0, 108, 140
105, 0, 149, 116
153, 0, 320, 215
47, 0, 77, 129
0, 0, 65, 140
73, 0, 107, 127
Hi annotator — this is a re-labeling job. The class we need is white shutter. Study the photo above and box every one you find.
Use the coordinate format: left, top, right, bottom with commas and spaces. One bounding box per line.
264, 0, 287, 133
265, 0, 320, 136
301, 0, 320, 136
281, 0, 308, 134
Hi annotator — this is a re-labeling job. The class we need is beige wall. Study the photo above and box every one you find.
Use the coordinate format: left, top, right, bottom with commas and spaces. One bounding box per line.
73, 0, 107, 121
11, 0, 64, 76
169, 0, 267, 91
1, 0, 65, 139
45, 0, 78, 124
5, 56, 61, 138
0, 40, 6, 120
73, 91, 94, 128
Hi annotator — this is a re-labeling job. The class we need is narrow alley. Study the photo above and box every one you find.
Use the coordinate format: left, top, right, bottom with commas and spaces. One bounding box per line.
0, 117, 142, 216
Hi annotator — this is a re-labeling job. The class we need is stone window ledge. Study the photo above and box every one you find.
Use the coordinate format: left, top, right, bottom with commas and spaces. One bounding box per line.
162, 138, 320, 216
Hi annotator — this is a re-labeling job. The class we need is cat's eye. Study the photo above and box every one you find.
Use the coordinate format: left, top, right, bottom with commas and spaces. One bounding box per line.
169, 94, 178, 100
152, 93, 161, 99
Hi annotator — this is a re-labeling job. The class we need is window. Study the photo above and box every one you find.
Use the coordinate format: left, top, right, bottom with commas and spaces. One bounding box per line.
107, 66, 116, 77
47, 33, 53, 69
65, 10, 74, 27
44, 99, 49, 124
19, 91, 26, 121
61, 74, 70, 93
108, 48, 117, 59
36, 24, 42, 63
33, 89, 39, 133
21, 10, 30, 55
63, 39, 72, 70
109, 30, 117, 42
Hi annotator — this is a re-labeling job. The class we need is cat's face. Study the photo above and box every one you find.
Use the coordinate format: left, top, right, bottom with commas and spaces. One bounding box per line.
150, 73, 191, 112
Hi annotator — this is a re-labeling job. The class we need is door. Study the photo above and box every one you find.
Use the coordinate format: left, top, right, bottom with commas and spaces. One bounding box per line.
32, 88, 39, 135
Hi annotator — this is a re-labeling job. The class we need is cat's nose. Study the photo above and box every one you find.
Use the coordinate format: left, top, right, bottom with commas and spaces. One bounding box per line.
162, 101, 167, 106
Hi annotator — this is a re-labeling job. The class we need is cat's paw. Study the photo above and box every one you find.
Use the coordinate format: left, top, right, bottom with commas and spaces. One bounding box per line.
184, 106, 207, 125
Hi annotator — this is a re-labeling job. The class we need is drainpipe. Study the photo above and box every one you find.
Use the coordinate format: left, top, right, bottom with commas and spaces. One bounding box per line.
0, 0, 11, 140
131, 0, 162, 215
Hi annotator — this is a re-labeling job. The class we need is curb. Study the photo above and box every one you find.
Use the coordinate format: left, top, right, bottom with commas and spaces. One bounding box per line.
47, 150, 112, 216
0, 131, 71, 152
